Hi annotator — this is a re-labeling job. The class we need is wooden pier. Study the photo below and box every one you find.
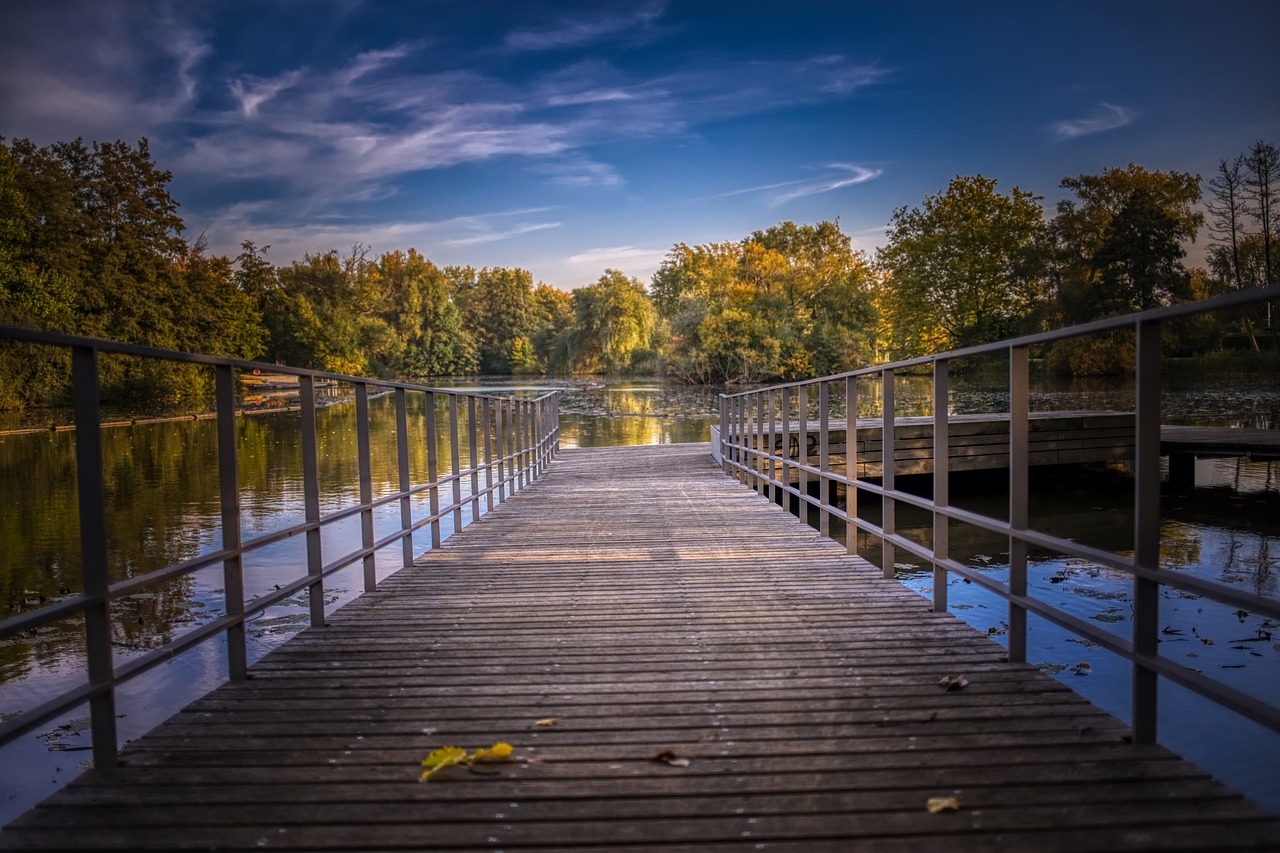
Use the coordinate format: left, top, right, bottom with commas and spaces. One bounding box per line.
3, 443, 1279, 851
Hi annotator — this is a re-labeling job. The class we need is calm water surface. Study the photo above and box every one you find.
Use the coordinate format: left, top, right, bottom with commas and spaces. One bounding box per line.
1, 374, 1278, 822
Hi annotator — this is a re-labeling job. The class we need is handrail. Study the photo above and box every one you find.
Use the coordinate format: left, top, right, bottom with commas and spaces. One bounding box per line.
717, 283, 1280, 746
0, 325, 561, 767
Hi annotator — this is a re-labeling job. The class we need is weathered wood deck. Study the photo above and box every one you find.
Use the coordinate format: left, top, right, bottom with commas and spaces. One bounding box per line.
3, 443, 1278, 851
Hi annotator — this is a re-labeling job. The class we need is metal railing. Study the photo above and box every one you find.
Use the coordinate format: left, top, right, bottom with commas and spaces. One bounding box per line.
0, 325, 560, 768
718, 283, 1280, 745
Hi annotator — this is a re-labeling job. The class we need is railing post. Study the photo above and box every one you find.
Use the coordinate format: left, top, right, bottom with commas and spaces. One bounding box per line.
1009, 347, 1030, 660
449, 394, 463, 534
753, 390, 766, 496
780, 388, 792, 505
468, 395, 480, 520
396, 388, 413, 567
71, 344, 118, 768
526, 399, 535, 480
765, 388, 776, 499
299, 375, 325, 628
513, 400, 525, 491
1133, 319, 1163, 743
845, 375, 858, 556
881, 369, 896, 580
425, 390, 441, 548
355, 381, 376, 592
214, 364, 247, 680
819, 381, 831, 536
721, 394, 732, 468
482, 398, 495, 510
932, 360, 949, 614
797, 385, 809, 510
495, 399, 506, 501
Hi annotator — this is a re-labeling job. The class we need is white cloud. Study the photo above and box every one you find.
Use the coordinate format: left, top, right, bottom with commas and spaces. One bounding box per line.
1052, 102, 1135, 139
770, 164, 882, 205
445, 220, 562, 246
230, 70, 304, 117
567, 245, 664, 266
708, 164, 881, 207
505, 4, 665, 50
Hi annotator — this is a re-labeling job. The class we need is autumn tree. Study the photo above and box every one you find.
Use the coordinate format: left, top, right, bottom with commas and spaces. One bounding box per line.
567, 270, 657, 374
877, 176, 1047, 358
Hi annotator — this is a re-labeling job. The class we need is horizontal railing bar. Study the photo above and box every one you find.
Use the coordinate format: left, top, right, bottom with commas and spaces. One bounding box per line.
0, 593, 94, 638
112, 613, 240, 683
0, 680, 108, 748
935, 556, 1137, 658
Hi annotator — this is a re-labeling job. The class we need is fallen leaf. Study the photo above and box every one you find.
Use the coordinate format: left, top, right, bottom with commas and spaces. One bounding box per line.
937, 674, 969, 691
420, 746, 469, 781
420, 742, 513, 781
653, 750, 691, 767
534, 718, 558, 727
927, 797, 960, 813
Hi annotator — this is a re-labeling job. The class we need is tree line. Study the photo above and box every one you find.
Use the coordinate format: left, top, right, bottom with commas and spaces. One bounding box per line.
1, 135, 1276, 410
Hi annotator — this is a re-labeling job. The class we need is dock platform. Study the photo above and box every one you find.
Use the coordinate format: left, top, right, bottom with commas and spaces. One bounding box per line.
2, 443, 1277, 850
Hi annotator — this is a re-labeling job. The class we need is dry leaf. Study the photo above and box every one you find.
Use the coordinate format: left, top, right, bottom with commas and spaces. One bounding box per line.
653, 750, 691, 768
534, 718, 558, 727
927, 797, 960, 813
937, 674, 969, 691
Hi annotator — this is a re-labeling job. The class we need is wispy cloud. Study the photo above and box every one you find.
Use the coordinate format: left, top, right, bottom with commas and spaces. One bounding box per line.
709, 164, 882, 207
567, 245, 664, 266
230, 70, 304, 117
505, 4, 665, 50
444, 220, 562, 246
1052, 102, 1135, 139
771, 164, 881, 205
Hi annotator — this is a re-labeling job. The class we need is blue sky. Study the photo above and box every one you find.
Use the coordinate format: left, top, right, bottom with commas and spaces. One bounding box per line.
2, 1, 1277, 289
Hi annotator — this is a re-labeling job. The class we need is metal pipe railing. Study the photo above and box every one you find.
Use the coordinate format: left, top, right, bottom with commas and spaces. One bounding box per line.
0, 324, 561, 768
717, 283, 1280, 744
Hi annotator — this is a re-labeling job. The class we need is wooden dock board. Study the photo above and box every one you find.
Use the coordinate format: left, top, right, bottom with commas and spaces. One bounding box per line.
3, 443, 1278, 851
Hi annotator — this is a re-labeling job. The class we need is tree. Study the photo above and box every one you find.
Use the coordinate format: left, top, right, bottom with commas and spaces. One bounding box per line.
568, 270, 657, 374
377, 249, 476, 378
1207, 156, 1248, 291
877, 176, 1047, 357
1051, 164, 1202, 324
452, 266, 537, 373
1243, 141, 1278, 286
747, 220, 877, 376
529, 283, 574, 373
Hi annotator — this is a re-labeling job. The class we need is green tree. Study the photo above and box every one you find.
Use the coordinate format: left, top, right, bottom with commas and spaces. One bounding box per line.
568, 270, 657, 374
376, 249, 477, 378
530, 283, 574, 373
877, 176, 1047, 357
452, 266, 536, 373
1051, 164, 1202, 324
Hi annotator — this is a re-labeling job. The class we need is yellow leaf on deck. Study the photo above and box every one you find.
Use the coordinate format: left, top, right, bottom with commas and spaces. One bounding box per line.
535, 718, 558, 727
927, 796, 960, 813
420, 746, 469, 781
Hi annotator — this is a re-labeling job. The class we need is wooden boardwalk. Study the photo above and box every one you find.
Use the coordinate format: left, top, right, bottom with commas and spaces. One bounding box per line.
3, 443, 1278, 851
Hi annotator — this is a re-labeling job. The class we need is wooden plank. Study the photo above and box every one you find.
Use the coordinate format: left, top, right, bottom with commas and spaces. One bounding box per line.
2, 442, 1276, 850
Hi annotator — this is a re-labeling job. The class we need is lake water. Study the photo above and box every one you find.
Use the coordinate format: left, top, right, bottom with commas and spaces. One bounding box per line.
1, 374, 1278, 822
